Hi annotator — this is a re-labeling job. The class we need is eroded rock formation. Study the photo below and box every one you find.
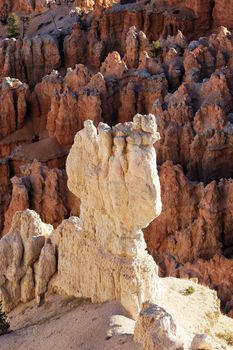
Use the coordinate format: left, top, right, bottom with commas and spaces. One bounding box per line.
2, 160, 71, 236
0, 35, 61, 86
0, 160, 11, 233
0, 114, 162, 320
52, 114, 162, 319
0, 78, 29, 140
0, 209, 56, 311
0, 0, 233, 323
134, 303, 184, 350
144, 161, 233, 315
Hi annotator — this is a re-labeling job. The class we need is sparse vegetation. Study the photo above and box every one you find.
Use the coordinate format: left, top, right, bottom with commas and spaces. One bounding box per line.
6, 13, 20, 38
0, 301, 10, 336
181, 285, 195, 296
216, 332, 233, 346
150, 40, 162, 57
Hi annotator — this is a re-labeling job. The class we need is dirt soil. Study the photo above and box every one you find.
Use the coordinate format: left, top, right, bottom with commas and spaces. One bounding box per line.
0, 294, 142, 350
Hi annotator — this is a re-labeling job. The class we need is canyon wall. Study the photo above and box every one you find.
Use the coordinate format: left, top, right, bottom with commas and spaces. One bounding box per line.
1, 0, 233, 319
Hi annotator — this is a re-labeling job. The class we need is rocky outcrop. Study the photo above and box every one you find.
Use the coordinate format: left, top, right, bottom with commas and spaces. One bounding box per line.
100, 51, 127, 78
51, 114, 162, 319
0, 210, 56, 312
0, 0, 48, 18
0, 160, 11, 233
34, 54, 167, 145
178, 255, 233, 313
2, 160, 70, 236
46, 67, 103, 145
144, 161, 222, 266
0, 78, 29, 141
0, 35, 61, 86
62, 0, 211, 72
0, 115, 162, 319
1, 0, 233, 324
213, 0, 233, 29
144, 161, 233, 316
155, 69, 233, 182
191, 333, 217, 350
134, 302, 184, 350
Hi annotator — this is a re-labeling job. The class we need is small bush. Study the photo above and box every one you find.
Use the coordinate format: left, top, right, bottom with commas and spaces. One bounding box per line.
6, 13, 20, 38
0, 302, 10, 336
182, 285, 195, 296
150, 40, 162, 57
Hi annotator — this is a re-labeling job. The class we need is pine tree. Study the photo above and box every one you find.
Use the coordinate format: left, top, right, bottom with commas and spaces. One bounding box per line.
0, 301, 10, 336
6, 13, 20, 38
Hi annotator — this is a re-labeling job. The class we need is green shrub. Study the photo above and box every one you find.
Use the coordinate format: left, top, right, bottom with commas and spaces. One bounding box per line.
181, 285, 195, 296
0, 302, 10, 336
6, 13, 20, 38
151, 40, 162, 57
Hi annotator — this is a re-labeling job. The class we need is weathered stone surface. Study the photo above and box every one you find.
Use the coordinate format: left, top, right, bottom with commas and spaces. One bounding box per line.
213, 0, 233, 29
191, 334, 215, 350
0, 35, 61, 86
0, 210, 55, 311
134, 302, 184, 350
144, 161, 233, 316
1, 0, 233, 324
0, 159, 11, 233
2, 160, 76, 235
0, 78, 29, 140
100, 51, 127, 79
155, 69, 233, 183
52, 114, 162, 319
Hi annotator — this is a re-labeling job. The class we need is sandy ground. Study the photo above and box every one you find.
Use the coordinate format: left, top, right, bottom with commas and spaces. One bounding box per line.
1, 278, 233, 350
0, 295, 142, 350
161, 278, 233, 350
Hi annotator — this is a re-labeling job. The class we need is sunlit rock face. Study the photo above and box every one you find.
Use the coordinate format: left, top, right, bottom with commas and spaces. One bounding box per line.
0, 210, 56, 312
52, 113, 162, 319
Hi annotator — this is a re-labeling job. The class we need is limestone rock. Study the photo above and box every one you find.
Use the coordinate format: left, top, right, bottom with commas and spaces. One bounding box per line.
0, 35, 61, 86
47, 87, 102, 145
134, 302, 184, 350
191, 334, 215, 350
52, 114, 162, 319
20, 266, 35, 303
0, 209, 54, 311
154, 69, 233, 182
213, 0, 233, 29
35, 242, 56, 304
0, 78, 29, 140
123, 26, 150, 69
100, 51, 127, 79
3, 160, 70, 235
144, 161, 233, 316
0, 160, 11, 233
64, 24, 87, 69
